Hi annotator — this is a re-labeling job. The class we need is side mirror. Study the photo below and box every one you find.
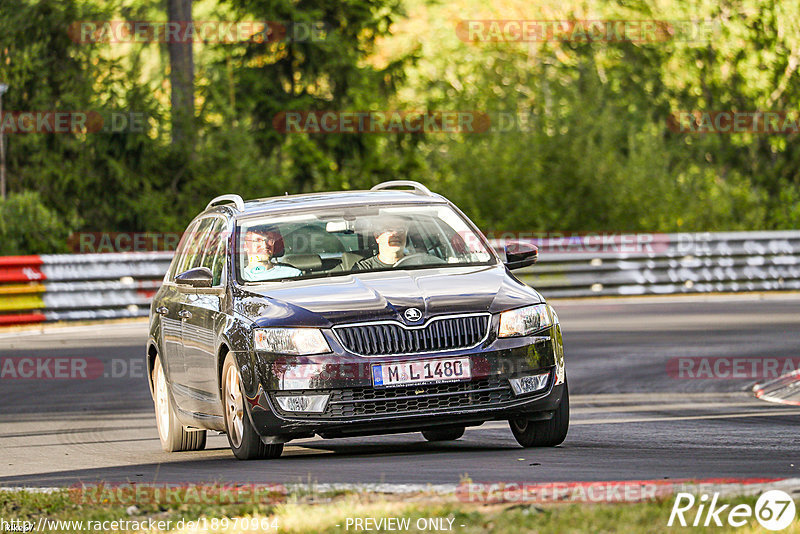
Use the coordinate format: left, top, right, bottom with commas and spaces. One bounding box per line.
504, 241, 538, 270
175, 267, 213, 288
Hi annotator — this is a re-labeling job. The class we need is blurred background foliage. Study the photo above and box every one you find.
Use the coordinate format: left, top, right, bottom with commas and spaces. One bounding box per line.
0, 0, 799, 253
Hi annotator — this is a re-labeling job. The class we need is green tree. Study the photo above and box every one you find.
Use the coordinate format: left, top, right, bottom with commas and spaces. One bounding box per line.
0, 191, 78, 254
202, 0, 422, 195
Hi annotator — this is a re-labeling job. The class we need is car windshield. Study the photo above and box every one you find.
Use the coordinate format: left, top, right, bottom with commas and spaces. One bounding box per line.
235, 204, 495, 283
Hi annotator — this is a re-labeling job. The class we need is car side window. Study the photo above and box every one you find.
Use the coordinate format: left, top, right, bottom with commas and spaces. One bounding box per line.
200, 218, 227, 286
174, 218, 214, 278
167, 220, 200, 280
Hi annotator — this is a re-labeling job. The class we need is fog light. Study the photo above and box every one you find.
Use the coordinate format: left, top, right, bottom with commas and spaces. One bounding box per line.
508, 372, 549, 395
275, 394, 329, 413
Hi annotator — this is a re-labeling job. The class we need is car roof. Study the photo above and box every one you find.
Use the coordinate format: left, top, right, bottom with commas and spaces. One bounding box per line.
207, 190, 451, 219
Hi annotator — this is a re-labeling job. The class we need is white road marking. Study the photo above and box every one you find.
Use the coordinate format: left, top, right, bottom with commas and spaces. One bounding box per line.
479, 408, 800, 429
572, 409, 800, 425
572, 402, 765, 415
0, 320, 147, 339
572, 392, 748, 402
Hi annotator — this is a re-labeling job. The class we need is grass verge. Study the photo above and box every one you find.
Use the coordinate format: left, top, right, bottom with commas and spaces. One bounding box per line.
1, 487, 798, 533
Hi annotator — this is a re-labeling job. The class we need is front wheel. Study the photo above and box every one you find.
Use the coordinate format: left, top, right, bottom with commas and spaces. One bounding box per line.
222, 353, 283, 460
509, 382, 569, 447
152, 355, 206, 452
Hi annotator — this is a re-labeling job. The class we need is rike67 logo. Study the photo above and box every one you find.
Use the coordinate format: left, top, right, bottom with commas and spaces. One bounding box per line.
669, 490, 796, 531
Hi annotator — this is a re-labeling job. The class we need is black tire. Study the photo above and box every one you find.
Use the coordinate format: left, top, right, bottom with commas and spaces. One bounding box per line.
222, 353, 283, 460
422, 426, 465, 442
152, 355, 207, 452
509, 382, 569, 447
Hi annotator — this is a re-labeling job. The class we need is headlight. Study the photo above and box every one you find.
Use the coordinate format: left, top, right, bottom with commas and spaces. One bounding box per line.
498, 304, 552, 337
254, 328, 331, 355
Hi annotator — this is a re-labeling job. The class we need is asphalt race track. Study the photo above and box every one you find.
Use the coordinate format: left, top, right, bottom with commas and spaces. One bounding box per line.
1, 294, 799, 488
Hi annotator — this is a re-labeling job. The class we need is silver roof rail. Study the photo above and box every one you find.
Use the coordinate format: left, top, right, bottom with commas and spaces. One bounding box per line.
206, 194, 245, 211
370, 180, 433, 196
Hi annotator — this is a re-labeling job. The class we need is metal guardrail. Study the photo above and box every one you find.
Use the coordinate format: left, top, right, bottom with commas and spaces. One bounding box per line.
0, 231, 798, 325
508, 231, 800, 298
0, 252, 172, 325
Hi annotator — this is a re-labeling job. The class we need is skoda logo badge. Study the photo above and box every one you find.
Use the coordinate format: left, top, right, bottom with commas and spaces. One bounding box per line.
404, 307, 423, 322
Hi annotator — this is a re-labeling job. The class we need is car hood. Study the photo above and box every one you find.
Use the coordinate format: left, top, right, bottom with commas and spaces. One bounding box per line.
235, 265, 542, 327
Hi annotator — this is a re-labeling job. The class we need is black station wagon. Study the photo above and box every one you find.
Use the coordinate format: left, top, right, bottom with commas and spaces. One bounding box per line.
147, 181, 568, 459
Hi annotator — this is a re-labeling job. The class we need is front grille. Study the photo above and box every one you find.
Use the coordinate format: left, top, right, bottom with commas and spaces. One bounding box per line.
271, 376, 521, 420
334, 314, 490, 356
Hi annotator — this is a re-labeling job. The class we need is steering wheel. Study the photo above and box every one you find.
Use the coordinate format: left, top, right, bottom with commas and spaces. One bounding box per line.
393, 253, 447, 267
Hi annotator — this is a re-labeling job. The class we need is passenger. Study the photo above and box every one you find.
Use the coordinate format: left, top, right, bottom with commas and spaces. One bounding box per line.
242, 229, 301, 281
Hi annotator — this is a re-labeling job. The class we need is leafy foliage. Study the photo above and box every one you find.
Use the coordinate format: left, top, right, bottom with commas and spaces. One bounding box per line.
0, 0, 798, 254
409, 0, 793, 232
0, 191, 77, 254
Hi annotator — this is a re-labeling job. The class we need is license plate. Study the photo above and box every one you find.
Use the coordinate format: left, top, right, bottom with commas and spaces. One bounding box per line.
372, 357, 471, 387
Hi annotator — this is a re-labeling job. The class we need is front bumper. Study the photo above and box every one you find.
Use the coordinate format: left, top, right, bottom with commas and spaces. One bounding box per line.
239, 323, 566, 441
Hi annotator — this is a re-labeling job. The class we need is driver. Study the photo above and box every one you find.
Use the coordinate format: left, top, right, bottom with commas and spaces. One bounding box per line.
353, 217, 409, 271
242, 228, 301, 281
